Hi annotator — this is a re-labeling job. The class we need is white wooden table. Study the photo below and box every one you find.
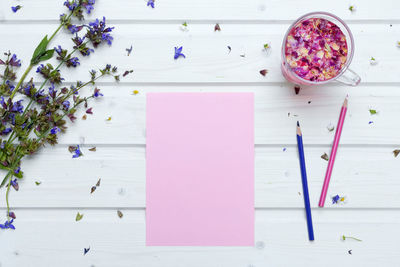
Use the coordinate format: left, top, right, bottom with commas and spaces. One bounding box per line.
1, 0, 400, 266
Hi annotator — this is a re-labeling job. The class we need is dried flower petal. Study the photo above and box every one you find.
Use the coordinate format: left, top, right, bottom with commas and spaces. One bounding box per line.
214, 23, 221, 31
259, 69, 268, 76
294, 85, 300, 95
90, 186, 96, 194
321, 153, 329, 161
84, 247, 90, 255
126, 45, 133, 56
227, 46, 231, 53
96, 178, 101, 187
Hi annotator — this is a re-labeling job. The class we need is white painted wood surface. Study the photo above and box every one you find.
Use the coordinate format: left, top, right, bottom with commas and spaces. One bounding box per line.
1, 0, 400, 266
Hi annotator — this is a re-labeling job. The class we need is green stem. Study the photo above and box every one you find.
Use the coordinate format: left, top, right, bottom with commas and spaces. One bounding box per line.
5, 172, 12, 220
9, 64, 33, 99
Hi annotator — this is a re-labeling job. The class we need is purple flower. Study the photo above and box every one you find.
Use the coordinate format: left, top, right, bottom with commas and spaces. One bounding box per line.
66, 57, 80, 67
36, 64, 44, 73
9, 212, 16, 219
50, 126, 61, 135
332, 195, 340, 204
83, 0, 95, 13
93, 88, 103, 98
62, 100, 70, 110
11, 100, 24, 113
72, 145, 82, 158
49, 83, 57, 98
0, 219, 15, 230
14, 167, 20, 174
11, 5, 22, 13
10, 179, 19, 191
68, 25, 83, 34
147, 0, 155, 8
6, 80, 15, 92
9, 54, 21, 67
101, 33, 113, 45
174, 46, 186, 60
64, 1, 78, 11
54, 45, 63, 55
1, 128, 12, 135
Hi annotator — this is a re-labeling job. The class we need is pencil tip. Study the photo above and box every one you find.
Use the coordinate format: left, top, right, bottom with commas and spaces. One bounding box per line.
297, 121, 300, 127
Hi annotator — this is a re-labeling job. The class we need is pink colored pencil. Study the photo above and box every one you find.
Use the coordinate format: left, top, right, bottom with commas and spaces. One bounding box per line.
319, 96, 348, 207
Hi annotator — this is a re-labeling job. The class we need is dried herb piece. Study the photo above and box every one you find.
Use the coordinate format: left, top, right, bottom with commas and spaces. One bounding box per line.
82, 114, 87, 120
35, 181, 41, 186
370, 57, 378, 65
369, 109, 377, 115
342, 235, 362, 242
123, 70, 133, 77
259, 69, 268, 76
117, 210, 123, 218
96, 178, 101, 187
106, 116, 112, 121
133, 90, 139, 95
90, 186, 96, 194
321, 153, 329, 161
84, 247, 90, 255
348, 250, 352, 255
294, 85, 300, 95
9, 212, 16, 219
393, 149, 400, 157
75, 212, 84, 221
89, 147, 96, 152
227, 46, 231, 53
327, 124, 335, 132
214, 23, 221, 31
126, 45, 133, 56
68, 146, 76, 153
349, 5, 356, 12
263, 43, 270, 50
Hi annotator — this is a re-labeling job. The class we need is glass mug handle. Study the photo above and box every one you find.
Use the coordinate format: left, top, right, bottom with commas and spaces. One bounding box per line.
336, 68, 361, 86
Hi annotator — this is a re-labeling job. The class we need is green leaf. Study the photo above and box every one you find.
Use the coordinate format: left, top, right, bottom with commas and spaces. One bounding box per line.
75, 212, 84, 221
31, 35, 49, 64
38, 49, 54, 62
14, 171, 23, 179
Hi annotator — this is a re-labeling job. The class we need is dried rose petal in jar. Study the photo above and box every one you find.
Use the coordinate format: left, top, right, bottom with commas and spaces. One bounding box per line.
284, 17, 348, 82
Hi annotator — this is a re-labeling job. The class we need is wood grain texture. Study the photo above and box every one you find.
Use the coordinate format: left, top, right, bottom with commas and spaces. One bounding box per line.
0, 24, 399, 83
0, 0, 399, 266
0, 209, 399, 267
1, 145, 399, 208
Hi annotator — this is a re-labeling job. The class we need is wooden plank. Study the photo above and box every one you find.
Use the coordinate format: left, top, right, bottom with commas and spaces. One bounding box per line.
1, 145, 399, 208
0, 209, 399, 267
0, 24, 399, 83
16, 84, 400, 145
1, 0, 400, 22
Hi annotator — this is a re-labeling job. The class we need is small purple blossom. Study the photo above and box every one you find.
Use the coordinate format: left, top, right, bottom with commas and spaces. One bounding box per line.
147, 0, 155, 8
68, 25, 83, 34
72, 145, 83, 158
49, 83, 57, 98
101, 33, 113, 45
14, 167, 20, 174
10, 179, 19, 191
11, 100, 24, 113
54, 45, 63, 55
332, 195, 340, 204
62, 100, 70, 110
50, 126, 61, 135
83, 0, 95, 13
1, 128, 12, 135
36, 64, 44, 73
6, 80, 15, 92
8, 212, 16, 219
93, 88, 103, 98
9, 54, 21, 67
11, 5, 22, 13
0, 219, 15, 230
174, 46, 185, 60
64, 1, 78, 11
66, 57, 80, 67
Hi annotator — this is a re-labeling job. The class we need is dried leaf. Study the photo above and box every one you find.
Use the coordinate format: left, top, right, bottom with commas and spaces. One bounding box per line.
321, 153, 329, 161
96, 178, 101, 187
75, 212, 84, 221
89, 147, 97, 152
90, 186, 96, 194
393, 149, 400, 157
117, 210, 123, 218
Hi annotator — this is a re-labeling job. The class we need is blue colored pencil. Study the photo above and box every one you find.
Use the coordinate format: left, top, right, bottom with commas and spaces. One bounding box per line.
296, 121, 314, 241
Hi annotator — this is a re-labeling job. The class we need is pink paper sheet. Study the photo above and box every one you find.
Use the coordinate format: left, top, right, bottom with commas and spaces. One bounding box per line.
146, 93, 254, 246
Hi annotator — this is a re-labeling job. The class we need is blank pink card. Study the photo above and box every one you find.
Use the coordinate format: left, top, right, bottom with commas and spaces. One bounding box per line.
146, 92, 254, 246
